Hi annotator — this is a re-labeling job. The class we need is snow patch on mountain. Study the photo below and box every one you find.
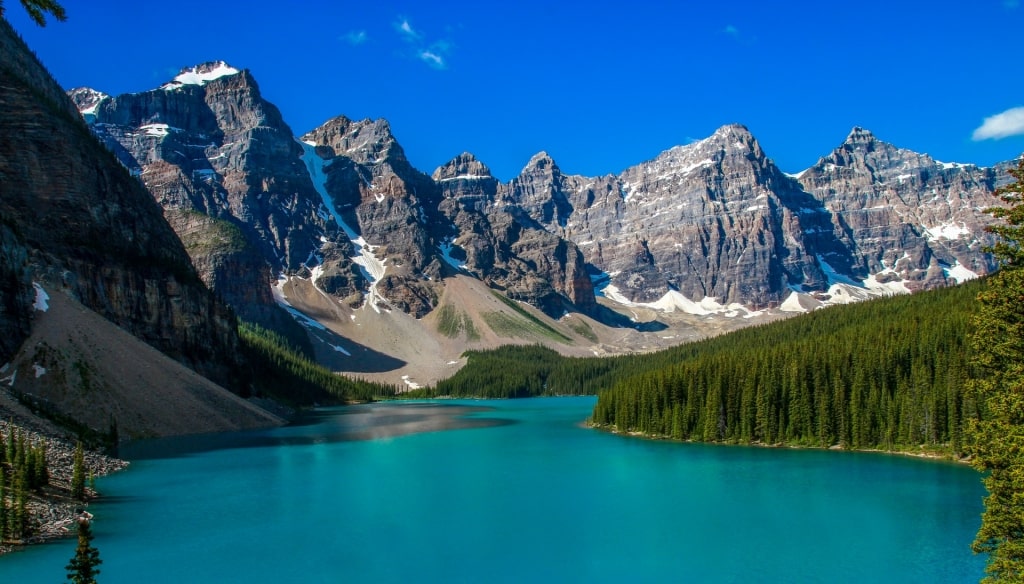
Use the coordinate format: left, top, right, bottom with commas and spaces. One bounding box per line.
439, 238, 467, 271
944, 261, 979, 283
598, 277, 762, 319
298, 140, 387, 312
924, 221, 971, 241
271, 275, 327, 331
32, 283, 49, 312
162, 62, 240, 89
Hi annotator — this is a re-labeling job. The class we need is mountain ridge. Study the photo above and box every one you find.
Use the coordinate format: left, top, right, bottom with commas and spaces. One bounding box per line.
65, 59, 1010, 385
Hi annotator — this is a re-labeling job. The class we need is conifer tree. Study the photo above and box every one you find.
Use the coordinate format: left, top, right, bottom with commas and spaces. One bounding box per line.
65, 515, 101, 584
968, 157, 1024, 583
0, 462, 5, 540
4, 426, 13, 464
13, 469, 28, 539
0, 0, 66, 26
71, 441, 85, 501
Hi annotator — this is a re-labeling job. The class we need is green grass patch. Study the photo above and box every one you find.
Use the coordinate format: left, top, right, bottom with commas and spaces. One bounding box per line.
436, 304, 462, 338
567, 317, 598, 342
488, 292, 571, 343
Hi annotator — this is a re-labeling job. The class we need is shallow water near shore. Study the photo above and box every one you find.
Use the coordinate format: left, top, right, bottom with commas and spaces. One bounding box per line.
1, 397, 985, 582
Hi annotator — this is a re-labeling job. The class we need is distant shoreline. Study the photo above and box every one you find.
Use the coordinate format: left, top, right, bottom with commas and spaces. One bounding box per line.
588, 422, 974, 466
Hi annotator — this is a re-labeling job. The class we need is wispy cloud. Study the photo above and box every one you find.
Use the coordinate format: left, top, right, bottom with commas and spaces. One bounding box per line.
341, 30, 368, 45
972, 106, 1024, 140
724, 24, 740, 37
393, 16, 452, 70
394, 17, 421, 41
419, 50, 445, 69
1005, 0, 1019, 9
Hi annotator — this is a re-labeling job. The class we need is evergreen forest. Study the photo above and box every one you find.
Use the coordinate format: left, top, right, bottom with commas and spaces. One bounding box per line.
590, 281, 979, 453
239, 322, 397, 405
417, 280, 983, 456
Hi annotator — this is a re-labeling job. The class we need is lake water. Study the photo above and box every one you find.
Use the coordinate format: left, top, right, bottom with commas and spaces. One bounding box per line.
0, 397, 986, 583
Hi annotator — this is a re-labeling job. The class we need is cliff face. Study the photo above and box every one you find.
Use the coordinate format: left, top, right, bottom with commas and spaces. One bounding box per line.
0, 20, 245, 390
500, 125, 1002, 308
69, 63, 344, 330
69, 58, 1006, 325
797, 127, 999, 288
301, 116, 443, 317
435, 153, 597, 316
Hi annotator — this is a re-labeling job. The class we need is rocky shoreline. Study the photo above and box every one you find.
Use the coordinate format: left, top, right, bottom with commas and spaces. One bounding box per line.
0, 415, 129, 556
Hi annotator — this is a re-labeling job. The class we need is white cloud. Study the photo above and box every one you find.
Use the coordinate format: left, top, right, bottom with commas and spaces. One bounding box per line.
395, 17, 420, 41
724, 24, 739, 37
342, 30, 367, 45
392, 16, 452, 70
419, 50, 445, 69
1006, 0, 1020, 9
972, 106, 1024, 140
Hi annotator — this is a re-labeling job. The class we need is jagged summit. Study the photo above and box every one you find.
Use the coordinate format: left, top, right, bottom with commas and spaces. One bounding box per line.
66, 87, 108, 117
161, 61, 240, 89
845, 126, 876, 142
523, 151, 558, 173
302, 115, 404, 166
433, 152, 495, 182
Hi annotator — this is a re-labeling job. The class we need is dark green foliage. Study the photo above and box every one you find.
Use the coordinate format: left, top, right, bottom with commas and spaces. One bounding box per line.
591, 282, 980, 453
66, 516, 101, 584
420, 282, 981, 458
0, 427, 50, 540
405, 342, 644, 399
239, 322, 396, 405
408, 345, 567, 398
0, 461, 5, 537
71, 441, 85, 501
968, 158, 1024, 583
0, 0, 66, 26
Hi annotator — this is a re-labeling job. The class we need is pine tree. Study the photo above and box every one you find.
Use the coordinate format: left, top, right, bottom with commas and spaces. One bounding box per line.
65, 515, 101, 584
0, 462, 5, 541
71, 441, 85, 501
968, 157, 1024, 583
0, 0, 66, 26
13, 469, 28, 539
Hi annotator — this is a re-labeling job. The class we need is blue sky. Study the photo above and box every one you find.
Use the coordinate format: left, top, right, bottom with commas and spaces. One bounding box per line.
7, 0, 1024, 180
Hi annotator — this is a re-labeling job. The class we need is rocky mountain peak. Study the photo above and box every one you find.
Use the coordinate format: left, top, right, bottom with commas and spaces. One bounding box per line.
66, 87, 108, 116
844, 126, 876, 144
302, 115, 403, 166
523, 151, 559, 174
810, 127, 939, 180
432, 152, 494, 182
161, 61, 241, 90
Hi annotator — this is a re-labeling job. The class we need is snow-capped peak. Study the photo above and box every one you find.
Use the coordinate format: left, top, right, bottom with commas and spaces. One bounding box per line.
161, 61, 240, 90
67, 87, 108, 117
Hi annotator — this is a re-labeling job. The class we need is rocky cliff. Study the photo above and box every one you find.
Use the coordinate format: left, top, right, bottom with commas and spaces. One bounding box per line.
69, 61, 1007, 329
499, 124, 1002, 310
68, 63, 348, 334
0, 18, 276, 434
435, 153, 596, 315
796, 127, 998, 288
301, 116, 443, 317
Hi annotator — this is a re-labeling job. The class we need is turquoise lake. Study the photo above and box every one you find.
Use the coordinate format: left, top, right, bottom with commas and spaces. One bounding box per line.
0, 397, 986, 582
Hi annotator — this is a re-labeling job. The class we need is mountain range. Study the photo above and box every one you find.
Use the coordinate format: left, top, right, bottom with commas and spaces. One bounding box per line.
0, 25, 1013, 437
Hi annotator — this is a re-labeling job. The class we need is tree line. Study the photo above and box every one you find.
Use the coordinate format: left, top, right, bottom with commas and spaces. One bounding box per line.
238, 322, 398, 405
0, 426, 50, 542
590, 281, 978, 454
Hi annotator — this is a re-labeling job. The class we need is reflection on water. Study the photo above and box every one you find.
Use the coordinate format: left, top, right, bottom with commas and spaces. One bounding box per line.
120, 402, 511, 460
